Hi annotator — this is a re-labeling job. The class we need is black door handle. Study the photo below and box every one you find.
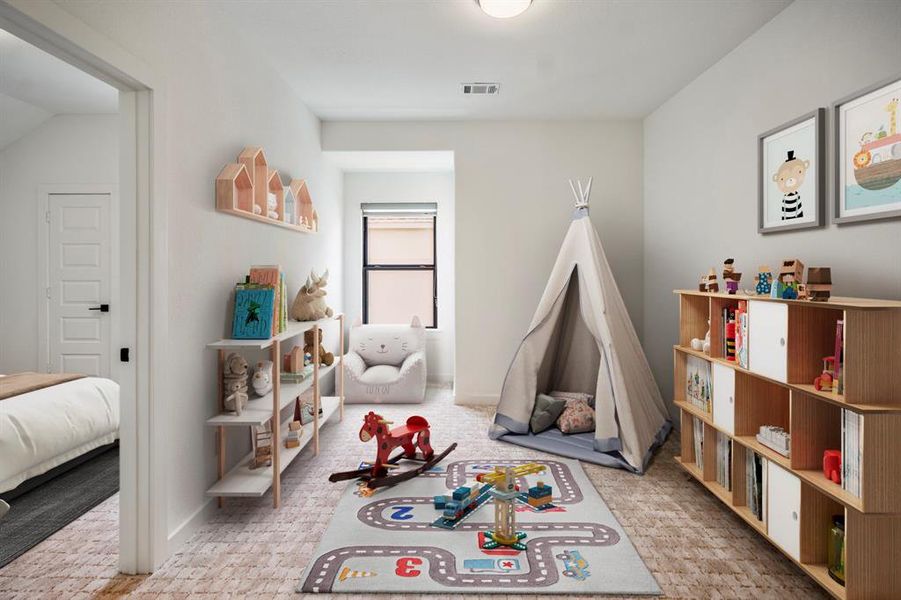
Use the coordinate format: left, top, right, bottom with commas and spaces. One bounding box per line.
89, 304, 110, 313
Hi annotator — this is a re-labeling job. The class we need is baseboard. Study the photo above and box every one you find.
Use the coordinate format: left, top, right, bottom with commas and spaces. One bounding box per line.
167, 497, 215, 557
427, 373, 454, 385
454, 393, 499, 407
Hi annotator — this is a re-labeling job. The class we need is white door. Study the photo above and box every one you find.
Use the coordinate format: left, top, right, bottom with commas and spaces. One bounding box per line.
766, 461, 801, 561
46, 193, 113, 376
712, 363, 735, 435
748, 301, 788, 382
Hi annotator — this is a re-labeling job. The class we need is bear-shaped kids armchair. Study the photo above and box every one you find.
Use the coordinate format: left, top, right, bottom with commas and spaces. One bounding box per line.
344, 316, 427, 404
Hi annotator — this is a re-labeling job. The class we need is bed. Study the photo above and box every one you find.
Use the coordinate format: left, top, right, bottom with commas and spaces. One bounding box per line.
0, 373, 119, 494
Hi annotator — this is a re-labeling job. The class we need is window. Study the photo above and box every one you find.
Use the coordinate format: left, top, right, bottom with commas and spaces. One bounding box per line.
362, 203, 437, 328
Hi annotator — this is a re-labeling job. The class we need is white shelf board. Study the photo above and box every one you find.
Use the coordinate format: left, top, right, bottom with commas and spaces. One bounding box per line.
206, 359, 341, 427
206, 396, 340, 498
207, 313, 344, 350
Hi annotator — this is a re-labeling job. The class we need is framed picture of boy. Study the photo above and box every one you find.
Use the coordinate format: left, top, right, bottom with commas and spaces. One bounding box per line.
758, 108, 826, 234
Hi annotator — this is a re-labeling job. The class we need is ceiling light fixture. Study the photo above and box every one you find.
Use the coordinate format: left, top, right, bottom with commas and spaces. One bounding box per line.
477, 0, 532, 19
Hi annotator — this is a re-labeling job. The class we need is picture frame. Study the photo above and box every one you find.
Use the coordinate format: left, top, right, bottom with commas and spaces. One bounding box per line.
758, 108, 826, 234
832, 73, 901, 225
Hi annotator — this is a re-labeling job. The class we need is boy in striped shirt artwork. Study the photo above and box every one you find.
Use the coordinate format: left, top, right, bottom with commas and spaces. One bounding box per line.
772, 150, 810, 221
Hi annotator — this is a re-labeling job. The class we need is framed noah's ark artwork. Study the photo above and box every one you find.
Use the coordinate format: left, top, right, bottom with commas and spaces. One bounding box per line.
758, 108, 826, 234
833, 74, 901, 224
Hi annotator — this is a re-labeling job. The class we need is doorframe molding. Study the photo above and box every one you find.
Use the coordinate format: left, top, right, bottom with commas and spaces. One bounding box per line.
0, 0, 169, 573
37, 184, 120, 375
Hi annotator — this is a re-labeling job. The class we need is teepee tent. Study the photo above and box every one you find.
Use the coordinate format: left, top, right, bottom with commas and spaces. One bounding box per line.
490, 179, 671, 474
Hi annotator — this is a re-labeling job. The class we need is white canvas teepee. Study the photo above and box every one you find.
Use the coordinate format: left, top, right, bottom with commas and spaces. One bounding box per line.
490, 179, 671, 474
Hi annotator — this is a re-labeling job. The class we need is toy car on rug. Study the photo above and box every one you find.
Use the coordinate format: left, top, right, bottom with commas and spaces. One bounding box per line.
328, 411, 456, 491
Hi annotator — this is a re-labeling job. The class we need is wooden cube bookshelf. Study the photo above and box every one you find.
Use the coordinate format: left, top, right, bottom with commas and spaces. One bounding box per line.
672, 290, 901, 600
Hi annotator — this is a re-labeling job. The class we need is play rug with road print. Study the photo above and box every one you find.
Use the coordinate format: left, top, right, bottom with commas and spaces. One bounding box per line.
298, 458, 660, 594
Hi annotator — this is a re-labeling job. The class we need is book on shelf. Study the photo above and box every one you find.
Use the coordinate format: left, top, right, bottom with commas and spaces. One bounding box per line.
834, 319, 844, 395
735, 300, 748, 368
745, 450, 767, 522
692, 416, 704, 471
249, 265, 283, 336
716, 431, 732, 491
686, 355, 712, 414
841, 409, 862, 498
232, 286, 275, 339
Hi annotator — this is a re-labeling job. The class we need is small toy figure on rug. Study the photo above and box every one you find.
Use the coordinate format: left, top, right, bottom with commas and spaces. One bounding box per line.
290, 269, 333, 321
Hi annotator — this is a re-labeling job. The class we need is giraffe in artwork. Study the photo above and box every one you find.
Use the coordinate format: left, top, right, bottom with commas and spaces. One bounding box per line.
886, 97, 898, 136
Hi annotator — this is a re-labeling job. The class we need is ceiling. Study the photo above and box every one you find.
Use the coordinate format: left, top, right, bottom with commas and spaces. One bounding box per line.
0, 28, 117, 149
325, 151, 454, 172
212, 0, 790, 120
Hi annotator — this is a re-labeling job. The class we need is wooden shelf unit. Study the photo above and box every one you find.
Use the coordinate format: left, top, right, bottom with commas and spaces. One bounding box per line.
673, 290, 901, 600
208, 313, 345, 508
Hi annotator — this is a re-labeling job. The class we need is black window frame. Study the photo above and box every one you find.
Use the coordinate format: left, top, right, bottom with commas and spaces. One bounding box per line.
362, 213, 438, 329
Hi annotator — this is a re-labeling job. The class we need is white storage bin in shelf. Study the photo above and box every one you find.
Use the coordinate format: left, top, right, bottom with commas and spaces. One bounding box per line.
749, 301, 788, 383
712, 363, 735, 435
767, 461, 801, 561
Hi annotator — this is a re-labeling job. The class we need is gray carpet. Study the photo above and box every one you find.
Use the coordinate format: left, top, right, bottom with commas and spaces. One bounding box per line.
0, 445, 119, 567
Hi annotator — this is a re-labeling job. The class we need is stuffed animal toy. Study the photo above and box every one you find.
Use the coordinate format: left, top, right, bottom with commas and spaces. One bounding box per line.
252, 360, 274, 396
267, 192, 279, 220
222, 352, 249, 414
290, 269, 334, 321
304, 328, 334, 366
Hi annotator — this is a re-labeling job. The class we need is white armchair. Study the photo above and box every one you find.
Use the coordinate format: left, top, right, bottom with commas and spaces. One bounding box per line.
344, 316, 427, 404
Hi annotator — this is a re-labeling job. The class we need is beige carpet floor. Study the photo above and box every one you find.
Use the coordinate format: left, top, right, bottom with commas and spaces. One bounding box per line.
0, 387, 827, 599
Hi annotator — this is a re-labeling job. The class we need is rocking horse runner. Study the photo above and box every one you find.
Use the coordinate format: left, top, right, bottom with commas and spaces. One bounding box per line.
328, 411, 456, 490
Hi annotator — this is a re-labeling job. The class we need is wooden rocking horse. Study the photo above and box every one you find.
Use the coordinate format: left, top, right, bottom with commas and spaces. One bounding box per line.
328, 411, 456, 490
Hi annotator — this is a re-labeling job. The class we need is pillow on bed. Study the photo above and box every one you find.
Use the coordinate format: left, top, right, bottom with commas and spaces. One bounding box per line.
556, 399, 595, 434
550, 390, 595, 408
530, 393, 567, 433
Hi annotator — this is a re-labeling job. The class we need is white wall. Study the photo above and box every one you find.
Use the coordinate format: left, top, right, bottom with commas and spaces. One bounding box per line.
54, 1, 344, 545
0, 114, 118, 372
342, 171, 455, 383
324, 121, 644, 405
643, 0, 901, 419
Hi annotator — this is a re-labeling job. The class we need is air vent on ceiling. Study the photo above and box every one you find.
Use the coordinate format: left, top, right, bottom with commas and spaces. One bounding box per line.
462, 82, 500, 95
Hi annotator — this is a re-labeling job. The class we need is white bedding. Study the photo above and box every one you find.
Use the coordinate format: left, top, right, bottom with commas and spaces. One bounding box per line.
0, 377, 119, 493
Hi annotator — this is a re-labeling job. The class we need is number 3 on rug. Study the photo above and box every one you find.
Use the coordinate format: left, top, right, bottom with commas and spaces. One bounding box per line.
389, 506, 414, 520
395, 557, 423, 577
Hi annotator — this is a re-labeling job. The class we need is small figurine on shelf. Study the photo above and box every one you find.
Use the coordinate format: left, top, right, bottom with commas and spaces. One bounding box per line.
252, 360, 274, 396
222, 352, 249, 415
754, 265, 773, 295
778, 259, 805, 299
690, 319, 711, 355
722, 258, 742, 294
814, 356, 837, 392
267, 192, 279, 220
250, 424, 273, 469
823, 450, 842, 484
806, 267, 833, 302
304, 327, 335, 366
701, 268, 719, 293
290, 269, 334, 321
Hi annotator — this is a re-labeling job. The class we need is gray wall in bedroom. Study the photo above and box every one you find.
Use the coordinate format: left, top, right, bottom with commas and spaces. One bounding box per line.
643, 0, 901, 421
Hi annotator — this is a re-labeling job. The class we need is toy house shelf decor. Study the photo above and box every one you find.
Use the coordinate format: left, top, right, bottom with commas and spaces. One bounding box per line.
216, 146, 320, 233
673, 289, 901, 600
206, 314, 346, 508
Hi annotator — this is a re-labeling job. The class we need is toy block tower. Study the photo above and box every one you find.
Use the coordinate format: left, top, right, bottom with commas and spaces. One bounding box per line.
482, 467, 527, 551
527, 480, 553, 508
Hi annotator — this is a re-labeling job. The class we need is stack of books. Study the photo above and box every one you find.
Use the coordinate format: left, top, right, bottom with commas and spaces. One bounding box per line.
745, 451, 767, 522
715, 431, 732, 491
841, 410, 862, 497
231, 265, 288, 339
686, 356, 712, 414
734, 300, 749, 368
692, 417, 704, 471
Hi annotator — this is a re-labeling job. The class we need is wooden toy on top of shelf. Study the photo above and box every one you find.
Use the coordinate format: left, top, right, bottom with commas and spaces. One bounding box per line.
216, 163, 255, 214
238, 146, 268, 215
777, 258, 804, 299
701, 268, 719, 293
328, 411, 457, 491
222, 352, 249, 415
807, 267, 833, 302
305, 328, 334, 367
754, 265, 773, 295
290, 178, 314, 230
252, 360, 274, 396
814, 356, 837, 391
266, 169, 284, 221
722, 258, 742, 294
823, 449, 842, 484
290, 269, 334, 321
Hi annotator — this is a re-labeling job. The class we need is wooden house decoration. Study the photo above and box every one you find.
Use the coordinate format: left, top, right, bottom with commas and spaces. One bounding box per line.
290, 178, 315, 230
284, 346, 304, 373
215, 163, 254, 213
238, 146, 269, 216
267, 169, 285, 221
